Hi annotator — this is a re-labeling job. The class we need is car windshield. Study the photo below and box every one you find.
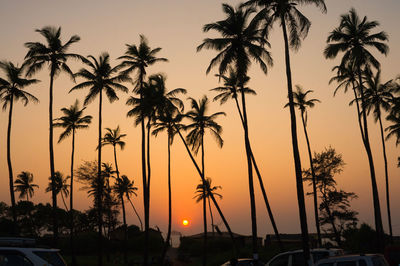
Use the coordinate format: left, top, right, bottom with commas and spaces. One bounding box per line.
32, 251, 66, 266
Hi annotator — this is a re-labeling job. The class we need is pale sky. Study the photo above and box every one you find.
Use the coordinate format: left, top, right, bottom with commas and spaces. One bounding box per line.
0, 0, 399, 237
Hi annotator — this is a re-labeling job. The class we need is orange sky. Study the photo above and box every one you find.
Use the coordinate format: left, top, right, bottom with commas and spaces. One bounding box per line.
1, 0, 400, 237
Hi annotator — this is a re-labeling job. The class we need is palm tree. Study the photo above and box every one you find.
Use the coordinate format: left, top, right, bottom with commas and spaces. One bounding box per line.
285, 85, 321, 246
185, 96, 225, 266
212, 68, 282, 249
53, 100, 92, 265
244, 0, 327, 260
14, 171, 39, 201
0, 61, 39, 233
112, 175, 128, 264
101, 126, 126, 181
70, 52, 129, 266
118, 36, 167, 265
324, 8, 389, 249
45, 171, 70, 211
363, 69, 394, 243
24, 26, 83, 241
122, 176, 143, 231
197, 4, 272, 259
194, 177, 222, 236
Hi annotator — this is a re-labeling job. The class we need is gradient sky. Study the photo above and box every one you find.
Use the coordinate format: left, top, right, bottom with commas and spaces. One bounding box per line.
1, 0, 399, 238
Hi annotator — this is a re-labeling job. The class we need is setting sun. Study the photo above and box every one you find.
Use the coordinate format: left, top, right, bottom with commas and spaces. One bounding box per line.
182, 219, 189, 226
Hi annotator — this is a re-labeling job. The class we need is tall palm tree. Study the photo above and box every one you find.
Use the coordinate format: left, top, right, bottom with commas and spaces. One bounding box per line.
118, 36, 167, 265
244, 0, 327, 260
53, 100, 92, 265
212, 68, 282, 249
70, 52, 129, 266
14, 171, 39, 201
24, 26, 83, 241
285, 85, 321, 246
324, 8, 388, 249
197, 4, 272, 259
363, 69, 394, 243
193, 177, 222, 236
185, 96, 225, 266
0, 61, 39, 233
45, 171, 70, 211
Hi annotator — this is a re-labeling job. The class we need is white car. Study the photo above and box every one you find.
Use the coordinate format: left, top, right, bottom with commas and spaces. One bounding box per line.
266, 248, 344, 266
0, 238, 66, 266
315, 254, 389, 266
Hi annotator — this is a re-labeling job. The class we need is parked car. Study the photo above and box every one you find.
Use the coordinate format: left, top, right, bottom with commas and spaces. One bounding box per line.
266, 248, 344, 266
315, 254, 389, 266
221, 258, 266, 265
0, 237, 66, 266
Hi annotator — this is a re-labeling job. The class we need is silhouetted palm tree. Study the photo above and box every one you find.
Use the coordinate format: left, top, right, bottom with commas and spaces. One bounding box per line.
244, 0, 327, 260
119, 36, 167, 265
101, 126, 126, 182
0, 61, 39, 233
14, 171, 39, 201
24, 26, 82, 241
286, 85, 321, 246
197, 4, 272, 259
54, 100, 92, 265
46, 171, 70, 211
325, 8, 388, 249
363, 69, 394, 243
70, 52, 129, 265
185, 96, 225, 266
212, 68, 282, 249
122, 176, 142, 231
194, 177, 222, 236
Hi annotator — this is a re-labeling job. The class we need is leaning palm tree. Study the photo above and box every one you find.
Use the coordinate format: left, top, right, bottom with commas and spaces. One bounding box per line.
0, 61, 39, 233
14, 171, 39, 202
24, 26, 83, 241
122, 176, 143, 231
118, 36, 167, 265
324, 8, 388, 249
285, 85, 321, 246
243, 0, 327, 260
53, 100, 92, 265
197, 4, 272, 259
212, 68, 282, 249
45, 171, 70, 211
363, 69, 394, 243
193, 177, 222, 236
70, 52, 129, 266
185, 96, 225, 266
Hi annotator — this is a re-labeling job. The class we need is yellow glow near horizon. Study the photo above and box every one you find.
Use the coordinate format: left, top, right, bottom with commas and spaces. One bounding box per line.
182, 219, 189, 226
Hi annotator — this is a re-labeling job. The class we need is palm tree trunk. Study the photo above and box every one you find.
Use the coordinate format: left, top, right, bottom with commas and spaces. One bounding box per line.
208, 198, 215, 236
97, 89, 104, 266
146, 120, 151, 222
301, 112, 322, 247
127, 196, 143, 231
234, 96, 283, 249
6, 95, 17, 235
61, 193, 68, 211
70, 129, 77, 266
240, 88, 258, 260
175, 126, 238, 256
139, 72, 149, 266
377, 112, 393, 244
357, 69, 385, 251
161, 135, 173, 264
49, 66, 58, 244
281, 17, 311, 264
201, 134, 207, 266
352, 85, 365, 142
121, 194, 127, 265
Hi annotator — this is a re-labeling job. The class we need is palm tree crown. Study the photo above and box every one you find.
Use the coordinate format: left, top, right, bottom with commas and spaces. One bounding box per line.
54, 100, 92, 142
286, 85, 321, 125
45, 171, 70, 198
14, 171, 39, 201
194, 177, 223, 203
0, 61, 39, 109
101, 126, 127, 150
185, 96, 226, 155
197, 3, 272, 79
324, 8, 388, 70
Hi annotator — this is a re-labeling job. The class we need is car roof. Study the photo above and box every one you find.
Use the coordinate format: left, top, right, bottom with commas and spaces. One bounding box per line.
275, 248, 343, 255
0, 247, 60, 252
317, 254, 384, 263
